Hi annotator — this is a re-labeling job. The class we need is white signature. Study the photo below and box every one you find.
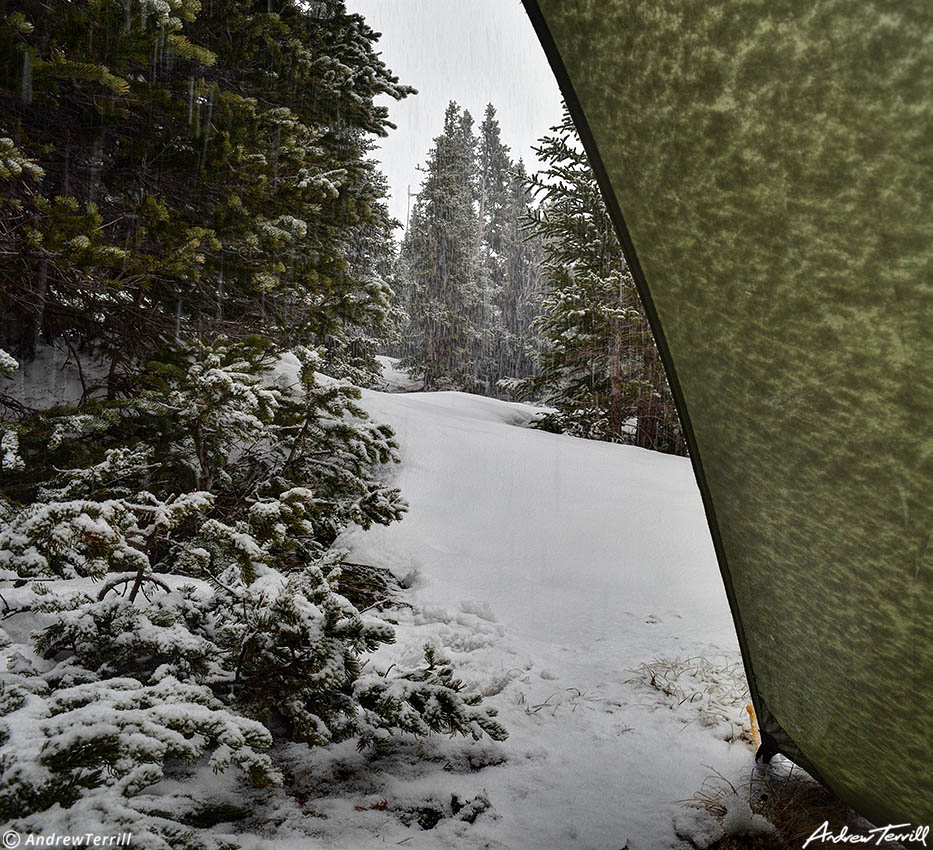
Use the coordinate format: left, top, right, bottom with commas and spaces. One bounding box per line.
803, 821, 929, 848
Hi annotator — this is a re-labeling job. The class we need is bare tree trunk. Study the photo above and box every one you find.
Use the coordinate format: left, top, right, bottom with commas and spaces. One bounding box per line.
636, 342, 661, 451
31, 257, 49, 356
608, 317, 624, 440
424, 321, 436, 390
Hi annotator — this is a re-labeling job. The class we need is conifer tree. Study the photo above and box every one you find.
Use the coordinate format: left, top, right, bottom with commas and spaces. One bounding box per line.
399, 102, 481, 390
0, 341, 506, 843
473, 105, 512, 391
0, 0, 411, 384
495, 158, 544, 390
398, 102, 542, 394
527, 108, 684, 453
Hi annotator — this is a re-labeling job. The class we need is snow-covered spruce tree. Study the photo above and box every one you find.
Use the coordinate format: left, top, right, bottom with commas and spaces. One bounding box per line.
525, 107, 684, 453
471, 104, 512, 394
476, 110, 544, 395
0, 0, 410, 384
0, 340, 505, 843
399, 102, 482, 390
396, 102, 543, 395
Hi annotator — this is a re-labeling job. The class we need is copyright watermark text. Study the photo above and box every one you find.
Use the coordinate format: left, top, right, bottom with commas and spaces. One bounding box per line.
803, 822, 929, 848
2, 833, 132, 849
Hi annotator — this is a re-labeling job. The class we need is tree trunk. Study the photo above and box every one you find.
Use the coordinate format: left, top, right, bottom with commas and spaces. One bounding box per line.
636, 342, 663, 451
608, 317, 624, 440
30, 257, 49, 357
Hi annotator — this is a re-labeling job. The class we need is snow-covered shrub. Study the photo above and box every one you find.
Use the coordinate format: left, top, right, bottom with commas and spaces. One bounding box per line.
355, 644, 507, 747
0, 347, 17, 377
0, 338, 505, 842
0, 674, 279, 818
0, 351, 24, 476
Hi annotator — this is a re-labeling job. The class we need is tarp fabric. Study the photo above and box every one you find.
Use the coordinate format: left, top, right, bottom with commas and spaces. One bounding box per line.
522, 0, 932, 825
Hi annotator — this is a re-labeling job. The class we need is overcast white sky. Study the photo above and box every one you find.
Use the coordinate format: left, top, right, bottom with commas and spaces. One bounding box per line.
346, 0, 564, 230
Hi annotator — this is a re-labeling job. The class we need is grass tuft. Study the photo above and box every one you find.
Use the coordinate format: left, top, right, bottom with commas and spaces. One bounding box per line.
682, 762, 908, 850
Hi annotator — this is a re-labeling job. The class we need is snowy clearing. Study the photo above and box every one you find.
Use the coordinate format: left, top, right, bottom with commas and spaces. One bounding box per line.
1, 359, 762, 849
260, 378, 757, 848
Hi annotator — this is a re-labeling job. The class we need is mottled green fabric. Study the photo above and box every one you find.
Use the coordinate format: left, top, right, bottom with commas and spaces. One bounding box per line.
527, 0, 933, 824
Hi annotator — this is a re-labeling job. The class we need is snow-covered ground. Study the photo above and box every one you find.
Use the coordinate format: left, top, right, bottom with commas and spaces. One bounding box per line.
2, 355, 760, 848
374, 355, 423, 392
259, 365, 758, 849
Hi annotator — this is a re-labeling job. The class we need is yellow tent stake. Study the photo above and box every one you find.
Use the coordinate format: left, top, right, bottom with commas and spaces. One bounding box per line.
746, 704, 761, 751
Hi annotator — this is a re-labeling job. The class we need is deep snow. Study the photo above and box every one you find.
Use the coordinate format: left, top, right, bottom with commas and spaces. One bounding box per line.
2, 355, 762, 848
277, 372, 759, 848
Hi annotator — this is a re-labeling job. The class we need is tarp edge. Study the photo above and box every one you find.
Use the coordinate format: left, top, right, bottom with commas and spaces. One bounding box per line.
517, 0, 813, 779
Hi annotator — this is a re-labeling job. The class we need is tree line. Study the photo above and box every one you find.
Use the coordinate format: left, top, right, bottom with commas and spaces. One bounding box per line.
394, 101, 542, 395
395, 102, 684, 454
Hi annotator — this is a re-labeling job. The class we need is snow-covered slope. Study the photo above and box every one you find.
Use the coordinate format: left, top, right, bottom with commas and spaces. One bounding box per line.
373, 355, 423, 392
279, 385, 757, 849
345, 388, 736, 650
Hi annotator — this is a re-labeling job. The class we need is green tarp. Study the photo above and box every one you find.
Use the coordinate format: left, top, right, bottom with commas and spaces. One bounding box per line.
522, 0, 932, 825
